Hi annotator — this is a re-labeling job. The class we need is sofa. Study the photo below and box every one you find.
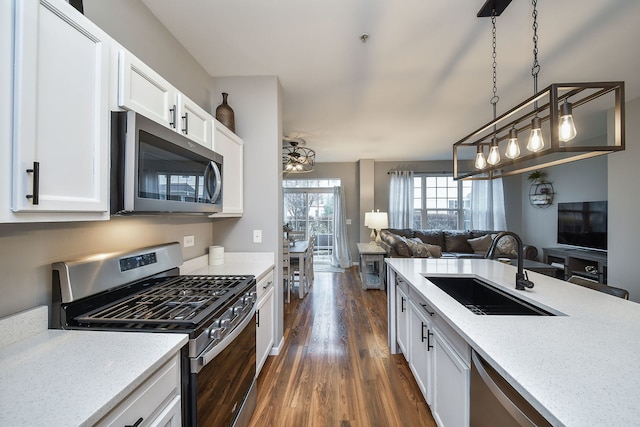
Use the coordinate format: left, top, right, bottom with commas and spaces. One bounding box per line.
379, 228, 538, 260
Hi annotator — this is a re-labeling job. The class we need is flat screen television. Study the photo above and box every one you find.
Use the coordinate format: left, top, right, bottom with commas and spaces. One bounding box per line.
557, 201, 607, 251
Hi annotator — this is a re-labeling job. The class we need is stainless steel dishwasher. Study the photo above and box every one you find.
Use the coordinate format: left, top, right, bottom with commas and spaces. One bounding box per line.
471, 351, 552, 427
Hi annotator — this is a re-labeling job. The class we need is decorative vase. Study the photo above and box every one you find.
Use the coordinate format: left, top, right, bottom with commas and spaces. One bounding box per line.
215, 92, 235, 133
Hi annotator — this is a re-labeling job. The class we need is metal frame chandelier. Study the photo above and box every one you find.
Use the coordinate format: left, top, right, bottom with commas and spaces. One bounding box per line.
453, 0, 625, 180
282, 139, 316, 173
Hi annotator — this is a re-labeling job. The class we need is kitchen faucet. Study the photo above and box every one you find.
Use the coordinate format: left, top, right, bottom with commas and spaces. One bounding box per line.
486, 231, 534, 291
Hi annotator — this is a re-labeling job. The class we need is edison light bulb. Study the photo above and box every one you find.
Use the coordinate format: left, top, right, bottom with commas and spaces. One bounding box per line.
527, 117, 545, 152
505, 127, 520, 159
487, 139, 500, 165
475, 146, 487, 170
559, 101, 577, 142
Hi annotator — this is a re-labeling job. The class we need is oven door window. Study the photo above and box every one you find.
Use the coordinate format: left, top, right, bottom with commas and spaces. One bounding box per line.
138, 131, 221, 204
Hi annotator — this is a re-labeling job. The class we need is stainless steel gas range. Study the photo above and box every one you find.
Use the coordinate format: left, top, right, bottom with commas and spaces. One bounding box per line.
52, 242, 257, 427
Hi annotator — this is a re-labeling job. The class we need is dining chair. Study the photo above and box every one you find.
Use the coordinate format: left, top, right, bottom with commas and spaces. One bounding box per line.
283, 240, 292, 303
567, 275, 629, 299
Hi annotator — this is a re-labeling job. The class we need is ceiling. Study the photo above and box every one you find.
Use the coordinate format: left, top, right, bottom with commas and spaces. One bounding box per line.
142, 0, 640, 163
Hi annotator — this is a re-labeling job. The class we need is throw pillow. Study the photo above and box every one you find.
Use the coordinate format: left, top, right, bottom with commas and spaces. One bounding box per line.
405, 237, 431, 258
467, 234, 493, 254
491, 234, 517, 257
381, 232, 411, 257
424, 243, 443, 258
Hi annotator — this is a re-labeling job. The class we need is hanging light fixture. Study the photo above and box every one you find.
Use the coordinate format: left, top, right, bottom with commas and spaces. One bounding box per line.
452, 0, 625, 181
282, 139, 315, 173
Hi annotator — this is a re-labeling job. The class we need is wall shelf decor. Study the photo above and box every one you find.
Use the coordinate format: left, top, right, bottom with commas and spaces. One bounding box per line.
529, 180, 554, 208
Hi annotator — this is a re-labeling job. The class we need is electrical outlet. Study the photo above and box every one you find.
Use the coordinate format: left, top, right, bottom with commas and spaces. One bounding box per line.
253, 230, 262, 243
183, 235, 195, 247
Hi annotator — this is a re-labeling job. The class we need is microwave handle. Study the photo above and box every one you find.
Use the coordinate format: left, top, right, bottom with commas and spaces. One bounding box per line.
204, 161, 222, 203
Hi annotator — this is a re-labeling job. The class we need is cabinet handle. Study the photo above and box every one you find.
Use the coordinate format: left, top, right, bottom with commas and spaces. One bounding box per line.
182, 111, 188, 134
263, 280, 273, 290
256, 309, 260, 327
420, 303, 434, 316
26, 161, 40, 205
427, 329, 434, 351
421, 322, 427, 342
169, 105, 177, 128
125, 418, 143, 427
401, 296, 405, 313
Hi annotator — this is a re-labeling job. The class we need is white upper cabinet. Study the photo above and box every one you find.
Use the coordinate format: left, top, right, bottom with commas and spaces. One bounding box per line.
118, 49, 213, 149
7, 0, 110, 220
117, 49, 179, 131
178, 94, 213, 149
212, 120, 244, 216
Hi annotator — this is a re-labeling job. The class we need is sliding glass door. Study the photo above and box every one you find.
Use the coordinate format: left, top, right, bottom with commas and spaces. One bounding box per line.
283, 179, 340, 257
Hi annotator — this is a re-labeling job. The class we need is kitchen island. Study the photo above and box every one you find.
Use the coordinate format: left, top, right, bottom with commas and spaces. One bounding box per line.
387, 258, 640, 426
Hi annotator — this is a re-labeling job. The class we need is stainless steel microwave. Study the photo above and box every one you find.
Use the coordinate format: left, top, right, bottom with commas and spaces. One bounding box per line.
110, 111, 223, 215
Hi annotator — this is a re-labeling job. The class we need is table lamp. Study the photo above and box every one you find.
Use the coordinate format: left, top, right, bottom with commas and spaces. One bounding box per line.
368, 211, 388, 246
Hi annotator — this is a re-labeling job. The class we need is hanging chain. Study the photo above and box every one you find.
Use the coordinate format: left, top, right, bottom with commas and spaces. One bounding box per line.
490, 11, 499, 119
531, 0, 540, 95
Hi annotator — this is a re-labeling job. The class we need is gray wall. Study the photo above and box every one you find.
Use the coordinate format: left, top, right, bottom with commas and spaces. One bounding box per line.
210, 76, 283, 344
608, 96, 640, 301
518, 156, 608, 257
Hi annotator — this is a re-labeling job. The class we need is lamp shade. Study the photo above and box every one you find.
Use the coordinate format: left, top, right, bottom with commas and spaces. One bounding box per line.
368, 212, 388, 230
364, 211, 372, 227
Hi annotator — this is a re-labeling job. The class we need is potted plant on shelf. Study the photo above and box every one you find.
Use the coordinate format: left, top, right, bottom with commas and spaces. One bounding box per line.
527, 170, 554, 207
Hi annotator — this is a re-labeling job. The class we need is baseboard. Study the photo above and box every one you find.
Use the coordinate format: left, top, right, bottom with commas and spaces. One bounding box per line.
270, 336, 284, 356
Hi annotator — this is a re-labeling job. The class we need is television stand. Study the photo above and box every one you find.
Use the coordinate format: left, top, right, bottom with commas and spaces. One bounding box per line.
543, 247, 608, 284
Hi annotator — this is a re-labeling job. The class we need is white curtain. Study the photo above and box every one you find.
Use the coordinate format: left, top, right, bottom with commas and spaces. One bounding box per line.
331, 186, 351, 268
471, 178, 507, 230
388, 170, 414, 229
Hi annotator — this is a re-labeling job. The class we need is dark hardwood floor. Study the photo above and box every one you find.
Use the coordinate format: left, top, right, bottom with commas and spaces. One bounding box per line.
248, 266, 436, 427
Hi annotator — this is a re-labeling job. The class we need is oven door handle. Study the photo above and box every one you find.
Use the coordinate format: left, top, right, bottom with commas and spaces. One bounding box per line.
191, 304, 256, 374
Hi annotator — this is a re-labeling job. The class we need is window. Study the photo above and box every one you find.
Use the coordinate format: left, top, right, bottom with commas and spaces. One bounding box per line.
413, 175, 471, 230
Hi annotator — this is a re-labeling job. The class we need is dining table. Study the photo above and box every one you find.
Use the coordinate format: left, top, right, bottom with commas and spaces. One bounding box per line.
290, 240, 309, 298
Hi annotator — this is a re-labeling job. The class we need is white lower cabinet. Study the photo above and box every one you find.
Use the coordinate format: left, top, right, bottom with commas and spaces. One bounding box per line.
392, 275, 470, 427
256, 269, 275, 375
96, 354, 182, 427
409, 299, 434, 406
432, 328, 470, 427
395, 283, 410, 357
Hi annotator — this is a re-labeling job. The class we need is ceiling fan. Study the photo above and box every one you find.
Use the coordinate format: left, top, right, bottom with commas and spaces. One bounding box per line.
282, 137, 315, 173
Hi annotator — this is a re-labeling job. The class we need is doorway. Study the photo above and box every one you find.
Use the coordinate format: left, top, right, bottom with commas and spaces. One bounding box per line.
283, 179, 340, 265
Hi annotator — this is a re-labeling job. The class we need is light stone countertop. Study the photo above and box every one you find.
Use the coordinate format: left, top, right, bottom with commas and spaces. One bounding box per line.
386, 257, 640, 427
0, 306, 187, 426
181, 252, 275, 282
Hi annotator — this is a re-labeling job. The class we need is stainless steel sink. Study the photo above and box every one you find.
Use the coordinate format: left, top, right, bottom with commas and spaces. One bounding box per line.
423, 276, 554, 316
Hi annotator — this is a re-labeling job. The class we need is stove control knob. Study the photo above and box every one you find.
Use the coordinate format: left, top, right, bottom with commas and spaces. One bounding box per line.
218, 318, 231, 329
233, 305, 244, 316
209, 327, 222, 340
243, 294, 255, 304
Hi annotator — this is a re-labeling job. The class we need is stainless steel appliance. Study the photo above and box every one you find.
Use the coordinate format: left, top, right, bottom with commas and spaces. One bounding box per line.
52, 242, 256, 427
471, 351, 552, 426
111, 111, 223, 215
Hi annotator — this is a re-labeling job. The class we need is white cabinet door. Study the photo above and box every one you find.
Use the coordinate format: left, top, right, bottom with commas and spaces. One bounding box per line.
433, 328, 470, 427
118, 49, 179, 130
256, 270, 275, 375
212, 120, 244, 216
396, 284, 409, 357
10, 0, 110, 218
96, 354, 181, 427
409, 300, 434, 406
178, 94, 212, 149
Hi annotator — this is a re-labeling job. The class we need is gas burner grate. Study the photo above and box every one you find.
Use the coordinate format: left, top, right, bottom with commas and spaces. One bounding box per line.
74, 275, 253, 326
